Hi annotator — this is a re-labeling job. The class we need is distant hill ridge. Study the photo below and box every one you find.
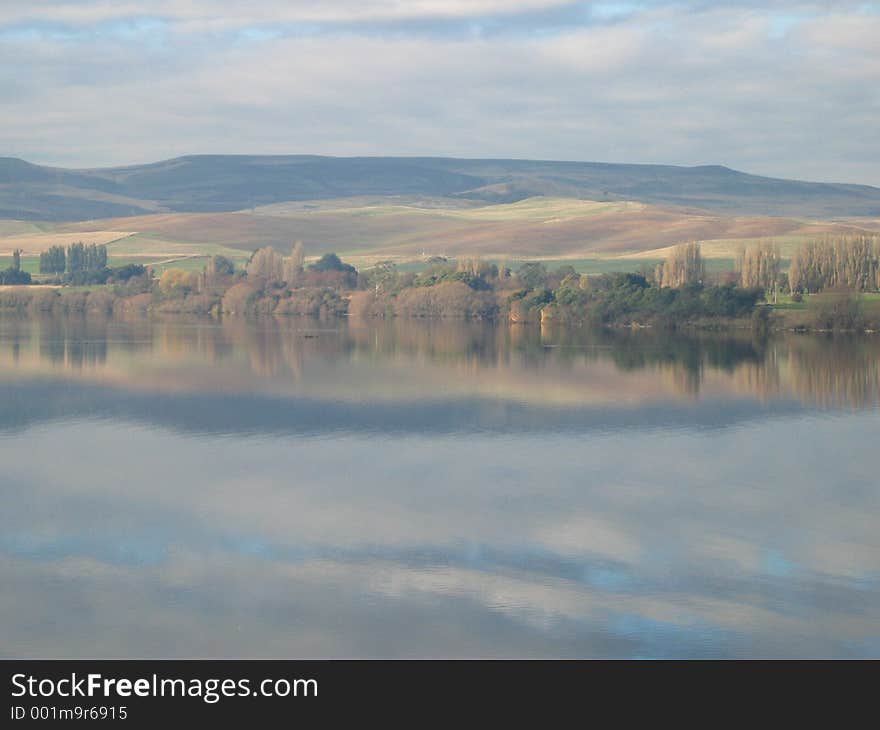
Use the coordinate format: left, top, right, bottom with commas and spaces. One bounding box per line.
1, 154, 879, 221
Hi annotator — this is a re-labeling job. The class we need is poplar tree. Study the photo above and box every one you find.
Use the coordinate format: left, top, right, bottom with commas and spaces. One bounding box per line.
660, 242, 704, 288
247, 246, 284, 285
737, 241, 780, 300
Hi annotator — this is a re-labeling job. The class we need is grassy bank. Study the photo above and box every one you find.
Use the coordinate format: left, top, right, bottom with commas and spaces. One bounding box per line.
770, 292, 880, 332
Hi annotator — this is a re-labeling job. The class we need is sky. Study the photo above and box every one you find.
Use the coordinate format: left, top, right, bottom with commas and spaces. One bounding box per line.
1, 1, 878, 185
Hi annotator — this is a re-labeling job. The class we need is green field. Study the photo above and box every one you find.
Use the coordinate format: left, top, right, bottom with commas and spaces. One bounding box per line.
770, 291, 880, 312
770, 293, 808, 311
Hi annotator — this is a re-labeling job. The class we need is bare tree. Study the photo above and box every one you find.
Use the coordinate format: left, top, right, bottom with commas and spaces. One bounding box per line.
737, 240, 781, 301
660, 242, 704, 288
789, 235, 879, 294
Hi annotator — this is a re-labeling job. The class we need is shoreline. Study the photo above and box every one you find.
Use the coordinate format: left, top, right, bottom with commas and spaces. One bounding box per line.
0, 298, 878, 337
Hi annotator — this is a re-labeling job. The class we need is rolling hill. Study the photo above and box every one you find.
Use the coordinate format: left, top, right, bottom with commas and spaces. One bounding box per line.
1, 155, 878, 270
0, 197, 874, 273
2, 154, 880, 221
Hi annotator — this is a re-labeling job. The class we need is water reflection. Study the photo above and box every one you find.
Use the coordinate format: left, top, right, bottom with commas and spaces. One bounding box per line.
0, 315, 878, 423
0, 315, 878, 657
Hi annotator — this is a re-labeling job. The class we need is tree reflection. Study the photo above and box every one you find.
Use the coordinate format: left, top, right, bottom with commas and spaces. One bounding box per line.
0, 314, 877, 409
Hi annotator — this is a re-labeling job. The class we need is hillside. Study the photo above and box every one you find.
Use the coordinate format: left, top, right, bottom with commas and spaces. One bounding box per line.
2, 155, 879, 221
1, 198, 876, 274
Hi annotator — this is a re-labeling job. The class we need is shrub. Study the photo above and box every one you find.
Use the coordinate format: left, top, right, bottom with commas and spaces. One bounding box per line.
154, 293, 219, 315
158, 268, 198, 299
0, 268, 32, 285
108, 264, 147, 282
220, 282, 261, 314
113, 292, 153, 315
28, 289, 60, 313
274, 288, 347, 317
394, 281, 497, 319
62, 268, 110, 286
309, 253, 356, 274
85, 289, 116, 315
807, 292, 864, 331
302, 269, 357, 289
348, 291, 389, 318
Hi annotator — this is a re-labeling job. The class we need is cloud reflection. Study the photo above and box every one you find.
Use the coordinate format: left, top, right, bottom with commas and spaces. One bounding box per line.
0, 316, 878, 657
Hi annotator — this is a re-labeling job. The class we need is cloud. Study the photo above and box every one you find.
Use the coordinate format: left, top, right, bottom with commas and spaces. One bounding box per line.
0, 1, 878, 184
0, 1, 580, 27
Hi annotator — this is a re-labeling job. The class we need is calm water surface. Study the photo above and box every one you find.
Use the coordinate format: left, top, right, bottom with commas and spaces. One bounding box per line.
1, 315, 878, 658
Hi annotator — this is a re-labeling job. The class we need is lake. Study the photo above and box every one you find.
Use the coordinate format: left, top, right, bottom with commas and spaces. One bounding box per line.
1, 315, 878, 658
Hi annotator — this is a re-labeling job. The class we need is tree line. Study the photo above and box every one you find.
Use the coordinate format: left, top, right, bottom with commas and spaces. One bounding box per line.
788, 235, 879, 294
7, 233, 878, 330
39, 243, 109, 277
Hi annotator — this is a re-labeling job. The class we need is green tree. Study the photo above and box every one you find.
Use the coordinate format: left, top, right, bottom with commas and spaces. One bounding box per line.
516, 262, 548, 289
310, 253, 356, 274
40, 245, 66, 274
67, 242, 85, 273
207, 255, 236, 279
369, 260, 398, 294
